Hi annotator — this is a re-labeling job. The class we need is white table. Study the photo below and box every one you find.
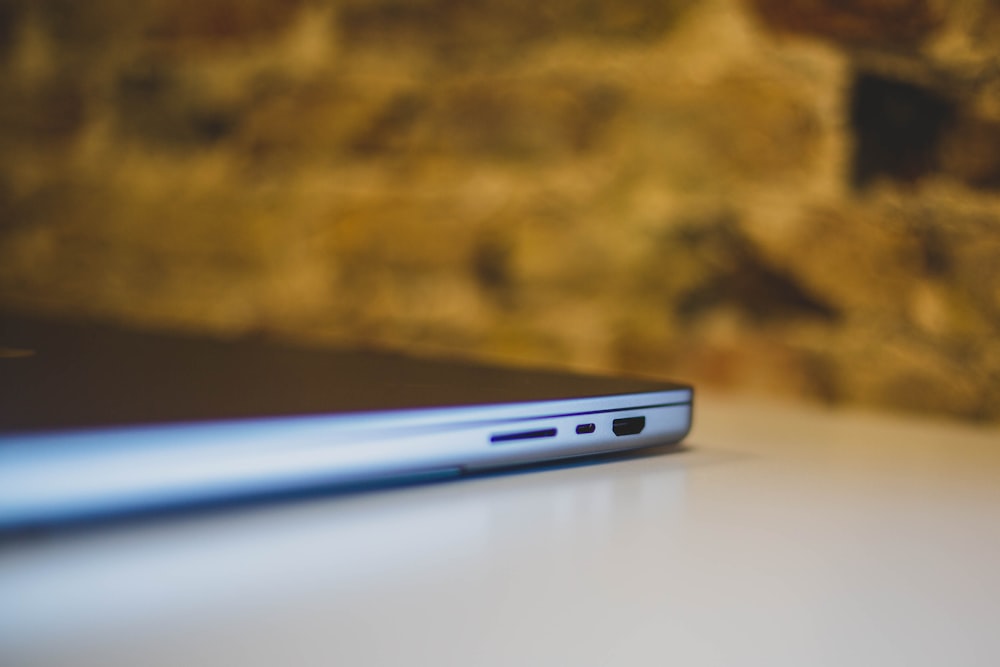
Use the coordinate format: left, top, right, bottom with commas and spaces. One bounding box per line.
3, 394, 1000, 666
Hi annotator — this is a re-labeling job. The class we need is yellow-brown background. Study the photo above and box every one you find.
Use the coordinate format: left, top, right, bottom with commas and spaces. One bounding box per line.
2, 0, 999, 420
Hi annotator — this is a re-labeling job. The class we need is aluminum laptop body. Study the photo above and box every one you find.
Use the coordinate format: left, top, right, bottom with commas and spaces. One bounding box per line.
0, 314, 693, 528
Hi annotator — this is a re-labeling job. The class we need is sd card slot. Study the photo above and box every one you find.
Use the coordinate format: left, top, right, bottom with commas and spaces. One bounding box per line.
490, 427, 557, 444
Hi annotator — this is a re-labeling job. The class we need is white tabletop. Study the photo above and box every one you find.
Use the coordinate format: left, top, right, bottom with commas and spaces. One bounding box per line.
3, 394, 1000, 666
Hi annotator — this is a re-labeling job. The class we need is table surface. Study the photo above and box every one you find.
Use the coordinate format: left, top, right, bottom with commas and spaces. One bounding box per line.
3, 393, 1000, 666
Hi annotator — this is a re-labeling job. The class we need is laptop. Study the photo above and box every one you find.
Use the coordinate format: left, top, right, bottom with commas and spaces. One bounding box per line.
0, 313, 693, 528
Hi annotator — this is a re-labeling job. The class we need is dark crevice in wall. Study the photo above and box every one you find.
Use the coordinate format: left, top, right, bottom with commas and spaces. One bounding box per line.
748, 0, 941, 46
849, 72, 955, 189
672, 218, 841, 325
676, 263, 840, 325
915, 223, 952, 278
472, 234, 516, 309
350, 92, 427, 156
848, 71, 1000, 192
115, 60, 239, 148
0, 2, 24, 63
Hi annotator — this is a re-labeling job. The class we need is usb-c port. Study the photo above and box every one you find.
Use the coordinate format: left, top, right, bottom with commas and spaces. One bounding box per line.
576, 423, 596, 434
612, 416, 645, 437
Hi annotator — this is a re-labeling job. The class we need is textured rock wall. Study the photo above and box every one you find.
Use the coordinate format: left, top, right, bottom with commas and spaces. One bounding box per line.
1, 0, 999, 420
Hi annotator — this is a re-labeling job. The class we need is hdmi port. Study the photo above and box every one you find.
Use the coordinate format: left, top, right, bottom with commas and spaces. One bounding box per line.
612, 416, 645, 437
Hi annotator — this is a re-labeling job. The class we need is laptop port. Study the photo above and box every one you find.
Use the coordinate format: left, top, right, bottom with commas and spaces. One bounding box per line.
490, 428, 557, 444
575, 423, 596, 434
612, 416, 645, 437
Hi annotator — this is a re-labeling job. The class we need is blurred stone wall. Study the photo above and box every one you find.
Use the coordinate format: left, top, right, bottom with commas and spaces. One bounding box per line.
1, 0, 999, 420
